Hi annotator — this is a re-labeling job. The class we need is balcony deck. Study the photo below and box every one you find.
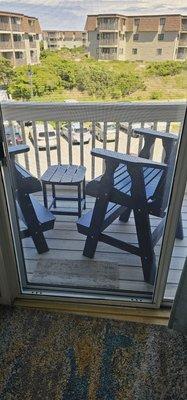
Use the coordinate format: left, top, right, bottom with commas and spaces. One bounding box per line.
22, 188, 187, 300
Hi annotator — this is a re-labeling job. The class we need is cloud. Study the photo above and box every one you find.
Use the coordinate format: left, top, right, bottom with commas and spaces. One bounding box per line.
0, 0, 186, 30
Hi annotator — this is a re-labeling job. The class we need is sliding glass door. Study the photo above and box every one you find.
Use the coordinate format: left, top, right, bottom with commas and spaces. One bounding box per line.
0, 102, 186, 306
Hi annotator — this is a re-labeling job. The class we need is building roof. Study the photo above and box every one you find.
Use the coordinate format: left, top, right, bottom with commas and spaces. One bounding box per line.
0, 10, 38, 20
84, 16, 97, 31
85, 13, 186, 32
0, 10, 41, 34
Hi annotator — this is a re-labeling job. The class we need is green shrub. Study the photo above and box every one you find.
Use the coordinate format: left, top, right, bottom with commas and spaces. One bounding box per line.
150, 90, 162, 100
146, 61, 183, 76
116, 73, 146, 95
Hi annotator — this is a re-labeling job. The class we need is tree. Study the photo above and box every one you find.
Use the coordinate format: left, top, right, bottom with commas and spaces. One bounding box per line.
0, 56, 14, 86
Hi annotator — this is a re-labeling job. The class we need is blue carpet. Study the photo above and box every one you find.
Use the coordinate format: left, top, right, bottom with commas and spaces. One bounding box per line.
0, 306, 186, 400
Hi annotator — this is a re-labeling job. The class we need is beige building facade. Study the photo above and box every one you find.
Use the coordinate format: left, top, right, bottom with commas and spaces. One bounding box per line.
85, 14, 187, 61
0, 11, 41, 67
43, 30, 87, 51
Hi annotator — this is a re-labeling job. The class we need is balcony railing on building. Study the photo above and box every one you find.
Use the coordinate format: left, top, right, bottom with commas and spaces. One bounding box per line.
0, 22, 11, 31
98, 23, 119, 31
29, 41, 37, 48
181, 22, 187, 32
11, 23, 22, 32
99, 38, 118, 46
0, 40, 12, 49
99, 51, 118, 60
13, 40, 25, 49
179, 39, 187, 47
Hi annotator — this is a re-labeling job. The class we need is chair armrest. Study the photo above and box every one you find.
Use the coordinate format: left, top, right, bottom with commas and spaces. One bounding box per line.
8, 145, 30, 157
133, 127, 178, 142
91, 148, 167, 170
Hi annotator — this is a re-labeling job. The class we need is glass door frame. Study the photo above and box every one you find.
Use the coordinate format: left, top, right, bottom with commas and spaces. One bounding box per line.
153, 107, 187, 306
0, 104, 186, 308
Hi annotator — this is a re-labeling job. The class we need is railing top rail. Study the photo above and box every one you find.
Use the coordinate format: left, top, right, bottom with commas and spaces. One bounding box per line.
1, 101, 186, 123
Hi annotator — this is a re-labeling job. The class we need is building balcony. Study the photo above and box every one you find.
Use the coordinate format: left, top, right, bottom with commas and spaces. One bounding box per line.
98, 51, 118, 60
27, 25, 37, 34
99, 38, 118, 46
98, 23, 119, 31
29, 41, 37, 48
15, 56, 26, 66
179, 38, 187, 47
0, 41, 12, 50
11, 23, 22, 32
181, 23, 187, 32
1, 101, 186, 300
177, 49, 187, 59
0, 22, 11, 31
13, 41, 26, 49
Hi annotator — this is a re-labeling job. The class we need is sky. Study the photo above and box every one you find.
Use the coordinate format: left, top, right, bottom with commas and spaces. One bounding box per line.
0, 0, 186, 30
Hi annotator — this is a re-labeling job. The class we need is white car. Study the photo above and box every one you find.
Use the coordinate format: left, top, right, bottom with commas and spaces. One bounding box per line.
120, 122, 154, 137
29, 123, 57, 150
95, 122, 116, 142
61, 122, 91, 144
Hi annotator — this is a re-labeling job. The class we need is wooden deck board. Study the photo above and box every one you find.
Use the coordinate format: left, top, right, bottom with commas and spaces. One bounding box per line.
21, 190, 187, 299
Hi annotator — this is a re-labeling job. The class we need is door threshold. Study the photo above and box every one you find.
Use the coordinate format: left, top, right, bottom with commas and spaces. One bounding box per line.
14, 298, 170, 326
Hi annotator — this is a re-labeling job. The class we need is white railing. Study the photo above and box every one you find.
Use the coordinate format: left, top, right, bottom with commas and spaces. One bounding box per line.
1, 101, 186, 180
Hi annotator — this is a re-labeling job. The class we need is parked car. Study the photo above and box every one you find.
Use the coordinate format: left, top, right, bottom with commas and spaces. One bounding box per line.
120, 122, 154, 137
4, 121, 23, 146
95, 122, 116, 142
61, 122, 91, 144
29, 123, 57, 150
64, 99, 79, 103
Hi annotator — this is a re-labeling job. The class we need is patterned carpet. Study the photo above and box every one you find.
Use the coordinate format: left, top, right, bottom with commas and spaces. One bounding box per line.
0, 306, 186, 400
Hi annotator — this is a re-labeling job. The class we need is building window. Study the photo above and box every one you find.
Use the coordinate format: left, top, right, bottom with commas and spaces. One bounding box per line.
158, 34, 164, 41
157, 48, 162, 55
160, 18, 166, 25
97, 34, 100, 40
132, 48, 137, 54
134, 18, 140, 26
133, 34, 139, 41
13, 34, 22, 42
15, 51, 23, 59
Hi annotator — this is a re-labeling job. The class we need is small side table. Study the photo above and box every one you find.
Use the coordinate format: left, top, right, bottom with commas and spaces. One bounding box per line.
41, 164, 86, 217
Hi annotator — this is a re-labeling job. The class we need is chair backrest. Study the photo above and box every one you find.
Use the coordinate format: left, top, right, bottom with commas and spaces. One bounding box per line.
138, 132, 178, 216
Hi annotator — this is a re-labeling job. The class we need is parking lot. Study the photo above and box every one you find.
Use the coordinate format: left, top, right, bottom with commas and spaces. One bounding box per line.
16, 127, 164, 180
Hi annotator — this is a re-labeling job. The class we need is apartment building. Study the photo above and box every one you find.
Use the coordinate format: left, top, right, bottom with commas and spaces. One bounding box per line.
43, 30, 87, 51
85, 14, 187, 61
0, 10, 41, 67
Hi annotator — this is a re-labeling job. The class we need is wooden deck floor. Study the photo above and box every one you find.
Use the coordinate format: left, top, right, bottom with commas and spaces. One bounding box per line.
22, 189, 187, 300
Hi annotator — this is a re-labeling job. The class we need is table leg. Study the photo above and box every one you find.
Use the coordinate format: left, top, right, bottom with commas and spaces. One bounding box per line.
78, 183, 82, 218
52, 184, 56, 208
42, 183, 48, 209
83, 178, 86, 210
